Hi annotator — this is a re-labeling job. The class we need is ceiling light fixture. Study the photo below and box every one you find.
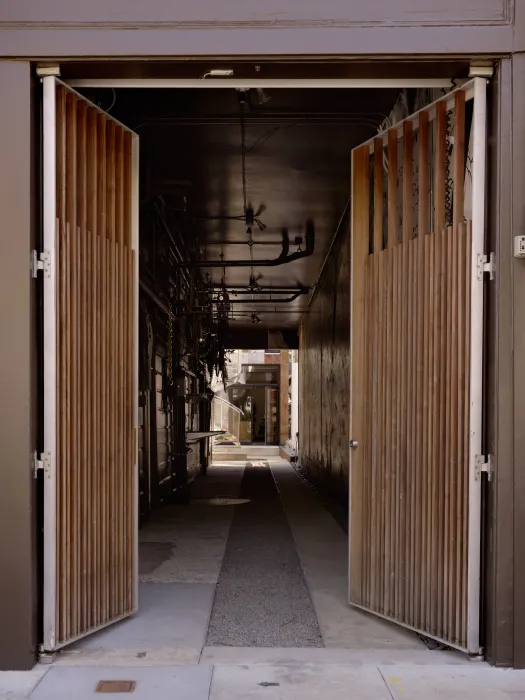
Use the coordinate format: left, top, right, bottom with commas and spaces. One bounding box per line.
201, 69, 234, 79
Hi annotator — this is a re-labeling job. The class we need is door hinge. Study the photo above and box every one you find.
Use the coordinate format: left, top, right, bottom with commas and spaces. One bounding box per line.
475, 454, 493, 482
33, 451, 52, 479
32, 250, 51, 279
476, 253, 495, 281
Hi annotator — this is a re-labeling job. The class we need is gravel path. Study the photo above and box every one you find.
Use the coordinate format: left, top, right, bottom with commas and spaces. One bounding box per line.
206, 463, 324, 648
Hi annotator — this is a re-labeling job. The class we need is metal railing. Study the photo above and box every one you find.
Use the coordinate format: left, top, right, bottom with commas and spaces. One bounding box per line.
211, 395, 243, 442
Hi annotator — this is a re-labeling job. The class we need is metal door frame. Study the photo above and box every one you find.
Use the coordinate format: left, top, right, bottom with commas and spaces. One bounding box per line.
41, 75, 140, 653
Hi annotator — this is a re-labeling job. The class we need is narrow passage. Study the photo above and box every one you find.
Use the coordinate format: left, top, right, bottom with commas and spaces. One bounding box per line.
206, 463, 324, 648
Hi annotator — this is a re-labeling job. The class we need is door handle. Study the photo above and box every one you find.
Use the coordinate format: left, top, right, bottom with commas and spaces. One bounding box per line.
350, 439, 359, 449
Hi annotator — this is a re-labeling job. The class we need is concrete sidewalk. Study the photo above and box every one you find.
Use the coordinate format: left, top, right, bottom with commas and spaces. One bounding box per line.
3, 460, 524, 698
2, 661, 525, 700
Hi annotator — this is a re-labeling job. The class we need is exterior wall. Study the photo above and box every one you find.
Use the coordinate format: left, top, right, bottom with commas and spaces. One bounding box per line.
0, 8, 524, 669
510, 54, 525, 669
480, 55, 525, 670
298, 224, 350, 500
0, 1, 521, 57
0, 61, 38, 670
483, 58, 514, 667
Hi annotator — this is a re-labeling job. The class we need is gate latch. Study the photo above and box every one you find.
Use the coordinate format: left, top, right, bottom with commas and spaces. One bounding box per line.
476, 253, 495, 281
33, 452, 52, 479
475, 454, 493, 482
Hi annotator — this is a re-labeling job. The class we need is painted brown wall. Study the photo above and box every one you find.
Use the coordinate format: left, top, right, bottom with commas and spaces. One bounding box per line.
0, 61, 38, 670
298, 224, 350, 500
483, 58, 515, 667
482, 54, 525, 670
509, 52, 525, 670
0, 0, 521, 57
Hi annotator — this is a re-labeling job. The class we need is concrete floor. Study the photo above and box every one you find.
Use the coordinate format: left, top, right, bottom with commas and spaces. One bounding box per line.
3, 458, 525, 699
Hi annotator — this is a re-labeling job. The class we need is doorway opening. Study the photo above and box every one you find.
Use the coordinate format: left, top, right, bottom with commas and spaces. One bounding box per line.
39, 72, 486, 664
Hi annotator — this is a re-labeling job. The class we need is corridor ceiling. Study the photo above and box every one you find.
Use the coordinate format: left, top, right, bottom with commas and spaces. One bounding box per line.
96, 86, 401, 328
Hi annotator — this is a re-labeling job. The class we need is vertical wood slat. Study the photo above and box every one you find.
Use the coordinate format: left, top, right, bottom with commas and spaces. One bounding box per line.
418, 111, 430, 630
415, 110, 430, 630
374, 139, 386, 612
116, 127, 125, 614
362, 254, 371, 606
387, 128, 399, 618
422, 230, 433, 631
434, 101, 447, 234
443, 225, 453, 638
462, 222, 472, 646
54, 83, 136, 647
123, 131, 133, 612
383, 234, 393, 617
374, 139, 383, 253
401, 121, 412, 623
418, 112, 430, 237
86, 107, 98, 629
77, 100, 89, 635
350, 92, 473, 651
97, 112, 109, 627
370, 150, 380, 609
106, 119, 117, 620
65, 91, 78, 640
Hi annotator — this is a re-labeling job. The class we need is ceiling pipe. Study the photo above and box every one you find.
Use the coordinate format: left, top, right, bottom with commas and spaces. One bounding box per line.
176, 221, 315, 268
211, 287, 310, 295
213, 291, 305, 304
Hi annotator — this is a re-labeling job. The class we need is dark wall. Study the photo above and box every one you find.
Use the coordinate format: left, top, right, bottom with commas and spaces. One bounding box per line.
298, 223, 350, 501
0, 1, 520, 56
483, 58, 515, 667
509, 53, 525, 670
0, 61, 38, 670
482, 55, 525, 670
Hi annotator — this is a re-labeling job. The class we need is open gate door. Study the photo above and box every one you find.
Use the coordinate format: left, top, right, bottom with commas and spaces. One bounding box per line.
349, 79, 487, 654
40, 77, 139, 653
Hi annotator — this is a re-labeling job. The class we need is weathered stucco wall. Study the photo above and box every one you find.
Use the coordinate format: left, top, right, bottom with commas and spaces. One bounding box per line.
299, 224, 350, 502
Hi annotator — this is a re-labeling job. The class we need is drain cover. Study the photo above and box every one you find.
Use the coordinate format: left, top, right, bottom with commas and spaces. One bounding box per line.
193, 498, 250, 506
96, 681, 136, 693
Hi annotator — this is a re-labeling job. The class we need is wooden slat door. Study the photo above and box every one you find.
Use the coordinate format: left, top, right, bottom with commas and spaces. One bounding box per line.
349, 79, 487, 654
41, 77, 139, 652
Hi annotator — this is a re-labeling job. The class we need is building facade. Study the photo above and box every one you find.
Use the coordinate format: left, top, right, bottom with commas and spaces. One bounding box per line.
1, 0, 524, 671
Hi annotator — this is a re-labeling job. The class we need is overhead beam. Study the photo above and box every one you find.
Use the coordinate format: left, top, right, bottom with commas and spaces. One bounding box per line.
67, 78, 455, 89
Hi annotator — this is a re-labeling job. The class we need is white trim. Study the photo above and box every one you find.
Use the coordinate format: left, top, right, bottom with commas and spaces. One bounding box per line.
348, 143, 357, 601
131, 132, 140, 614
466, 76, 487, 656
66, 78, 455, 90
42, 74, 58, 653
